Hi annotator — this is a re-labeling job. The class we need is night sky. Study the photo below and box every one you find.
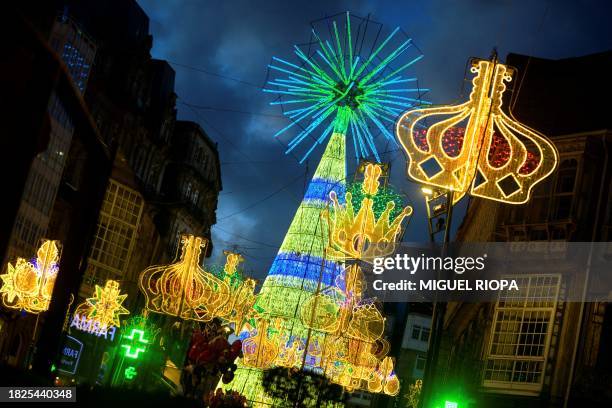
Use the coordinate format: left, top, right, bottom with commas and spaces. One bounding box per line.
137, 0, 612, 279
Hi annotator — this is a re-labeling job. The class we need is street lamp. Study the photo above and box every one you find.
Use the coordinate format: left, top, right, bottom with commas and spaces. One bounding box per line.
421, 186, 434, 196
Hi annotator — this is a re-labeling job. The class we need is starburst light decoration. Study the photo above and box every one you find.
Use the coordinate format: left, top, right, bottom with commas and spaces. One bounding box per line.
75, 280, 129, 328
265, 11, 428, 163
139, 235, 230, 322
0, 240, 60, 314
396, 55, 559, 204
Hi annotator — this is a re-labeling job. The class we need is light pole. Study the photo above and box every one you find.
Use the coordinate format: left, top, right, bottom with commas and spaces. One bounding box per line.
419, 186, 454, 408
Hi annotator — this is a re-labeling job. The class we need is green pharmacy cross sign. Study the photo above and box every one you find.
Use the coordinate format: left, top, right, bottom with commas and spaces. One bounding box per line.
120, 329, 149, 359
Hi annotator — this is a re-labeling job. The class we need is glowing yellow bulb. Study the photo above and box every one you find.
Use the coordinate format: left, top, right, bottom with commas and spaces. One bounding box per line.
421, 186, 434, 196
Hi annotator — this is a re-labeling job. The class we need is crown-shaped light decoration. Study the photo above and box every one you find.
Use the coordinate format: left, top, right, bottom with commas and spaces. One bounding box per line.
396, 55, 559, 204
215, 251, 257, 329
75, 279, 129, 328
139, 235, 230, 322
325, 163, 412, 261
0, 240, 60, 314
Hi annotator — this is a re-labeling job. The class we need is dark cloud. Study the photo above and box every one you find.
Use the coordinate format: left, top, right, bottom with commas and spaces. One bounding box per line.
138, 0, 612, 279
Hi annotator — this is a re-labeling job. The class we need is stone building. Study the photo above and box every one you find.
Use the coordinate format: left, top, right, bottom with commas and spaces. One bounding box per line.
160, 120, 223, 258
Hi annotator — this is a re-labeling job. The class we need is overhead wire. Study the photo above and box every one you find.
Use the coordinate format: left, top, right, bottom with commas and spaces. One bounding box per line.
217, 172, 305, 220
168, 60, 264, 89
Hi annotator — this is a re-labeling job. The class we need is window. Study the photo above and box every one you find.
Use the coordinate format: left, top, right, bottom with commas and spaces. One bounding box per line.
550, 159, 578, 221
412, 325, 422, 340
411, 325, 430, 342
85, 180, 143, 283
421, 328, 430, 342
483, 275, 560, 392
555, 159, 577, 194
415, 355, 426, 370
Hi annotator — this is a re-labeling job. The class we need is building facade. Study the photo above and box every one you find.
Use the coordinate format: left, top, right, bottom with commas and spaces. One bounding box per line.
436, 51, 612, 407
160, 120, 222, 258
0, 0, 223, 374
0, 13, 96, 367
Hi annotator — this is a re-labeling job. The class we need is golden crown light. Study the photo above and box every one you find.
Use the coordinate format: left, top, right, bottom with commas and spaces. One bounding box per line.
0, 240, 60, 314
75, 279, 129, 328
396, 55, 559, 204
139, 235, 231, 322
312, 163, 406, 394
325, 163, 413, 261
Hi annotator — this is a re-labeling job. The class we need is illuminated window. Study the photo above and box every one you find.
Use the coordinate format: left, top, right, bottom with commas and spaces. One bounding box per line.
85, 180, 143, 286
483, 275, 560, 392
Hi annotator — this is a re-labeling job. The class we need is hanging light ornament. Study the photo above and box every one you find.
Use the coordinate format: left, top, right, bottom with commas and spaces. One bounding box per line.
139, 235, 230, 322
396, 54, 559, 204
0, 240, 60, 314
75, 279, 129, 328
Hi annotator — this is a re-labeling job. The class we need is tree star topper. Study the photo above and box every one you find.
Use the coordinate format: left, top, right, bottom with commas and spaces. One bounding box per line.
396, 55, 559, 204
266, 11, 428, 163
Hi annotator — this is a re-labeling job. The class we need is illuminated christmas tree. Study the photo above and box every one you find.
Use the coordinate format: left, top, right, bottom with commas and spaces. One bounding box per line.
223, 12, 425, 406
225, 131, 347, 405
